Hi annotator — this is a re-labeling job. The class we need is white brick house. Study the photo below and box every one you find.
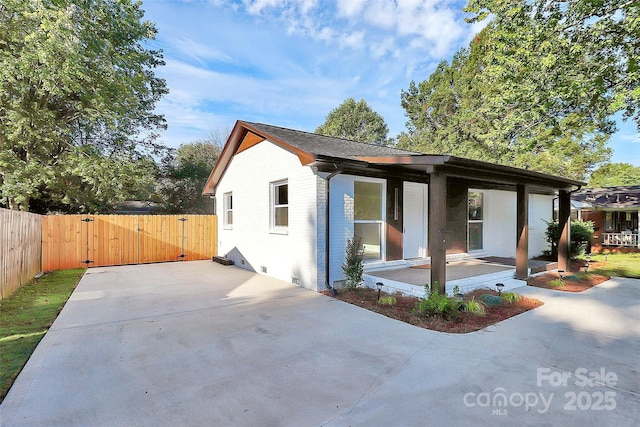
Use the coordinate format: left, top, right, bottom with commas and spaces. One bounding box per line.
203, 121, 582, 293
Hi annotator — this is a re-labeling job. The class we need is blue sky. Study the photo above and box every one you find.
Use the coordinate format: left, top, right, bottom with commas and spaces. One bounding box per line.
142, 0, 639, 166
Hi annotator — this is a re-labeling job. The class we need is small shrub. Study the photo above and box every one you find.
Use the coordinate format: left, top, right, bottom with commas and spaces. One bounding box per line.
378, 296, 397, 306
479, 294, 502, 307
549, 279, 564, 288
464, 297, 486, 316
544, 219, 594, 257
342, 237, 364, 289
501, 292, 521, 303
415, 290, 459, 320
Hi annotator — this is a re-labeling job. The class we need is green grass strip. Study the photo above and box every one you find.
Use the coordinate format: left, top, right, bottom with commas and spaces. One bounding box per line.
582, 253, 640, 279
0, 269, 85, 402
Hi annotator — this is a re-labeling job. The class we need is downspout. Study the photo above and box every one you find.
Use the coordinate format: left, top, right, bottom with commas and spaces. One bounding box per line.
324, 165, 343, 293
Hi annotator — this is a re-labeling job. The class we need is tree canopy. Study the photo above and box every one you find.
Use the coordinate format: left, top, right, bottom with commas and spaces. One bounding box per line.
159, 138, 222, 214
0, 0, 168, 212
316, 98, 390, 145
588, 163, 640, 187
397, 21, 614, 180
398, 1, 640, 180
465, 0, 640, 130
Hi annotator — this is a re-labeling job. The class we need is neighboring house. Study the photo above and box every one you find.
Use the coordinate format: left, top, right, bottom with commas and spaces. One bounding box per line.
203, 121, 582, 292
572, 186, 640, 252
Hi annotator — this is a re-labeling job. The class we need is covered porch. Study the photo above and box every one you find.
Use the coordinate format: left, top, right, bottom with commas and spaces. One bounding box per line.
363, 256, 557, 297
351, 156, 580, 294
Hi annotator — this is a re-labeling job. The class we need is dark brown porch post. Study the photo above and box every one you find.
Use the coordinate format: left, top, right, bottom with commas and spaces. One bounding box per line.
516, 184, 529, 279
558, 189, 571, 271
428, 172, 447, 294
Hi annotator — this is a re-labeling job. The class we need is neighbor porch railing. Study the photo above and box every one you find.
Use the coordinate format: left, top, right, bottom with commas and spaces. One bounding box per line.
602, 232, 639, 247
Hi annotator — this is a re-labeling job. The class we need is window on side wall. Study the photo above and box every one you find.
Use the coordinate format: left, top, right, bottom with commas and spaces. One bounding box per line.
468, 191, 483, 251
270, 180, 288, 233
223, 192, 233, 228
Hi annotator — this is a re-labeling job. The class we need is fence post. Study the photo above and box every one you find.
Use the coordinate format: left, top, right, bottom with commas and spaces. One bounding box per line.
81, 217, 94, 266
177, 217, 187, 260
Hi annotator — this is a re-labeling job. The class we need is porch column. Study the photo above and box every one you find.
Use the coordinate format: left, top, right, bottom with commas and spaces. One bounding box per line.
558, 189, 571, 271
516, 184, 529, 279
428, 172, 447, 294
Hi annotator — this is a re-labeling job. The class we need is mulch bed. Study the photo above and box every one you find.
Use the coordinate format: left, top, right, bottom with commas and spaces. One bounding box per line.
323, 287, 543, 334
527, 262, 610, 292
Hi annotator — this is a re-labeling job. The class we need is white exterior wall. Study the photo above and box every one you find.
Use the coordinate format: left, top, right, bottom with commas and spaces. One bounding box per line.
328, 174, 354, 286
215, 140, 323, 290
529, 194, 554, 257
480, 189, 517, 257
476, 189, 554, 258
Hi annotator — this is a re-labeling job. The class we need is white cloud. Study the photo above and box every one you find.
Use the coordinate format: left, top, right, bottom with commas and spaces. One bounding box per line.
167, 35, 233, 65
299, 0, 318, 14
339, 31, 366, 49
369, 36, 396, 59
336, 0, 366, 18
243, 0, 286, 15
364, 0, 397, 29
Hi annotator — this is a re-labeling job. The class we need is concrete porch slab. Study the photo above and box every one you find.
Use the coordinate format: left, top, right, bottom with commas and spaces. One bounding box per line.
363, 258, 554, 296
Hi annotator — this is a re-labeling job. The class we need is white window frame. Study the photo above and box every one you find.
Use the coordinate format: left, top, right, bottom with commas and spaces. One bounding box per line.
223, 192, 233, 229
270, 179, 288, 234
353, 177, 386, 262
468, 190, 484, 252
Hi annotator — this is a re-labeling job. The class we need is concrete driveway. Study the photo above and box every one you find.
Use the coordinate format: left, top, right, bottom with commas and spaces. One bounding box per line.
1, 261, 639, 426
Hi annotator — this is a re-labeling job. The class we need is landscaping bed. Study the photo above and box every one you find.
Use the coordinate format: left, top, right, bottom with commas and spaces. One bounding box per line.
326, 287, 543, 334
527, 259, 610, 292
527, 269, 610, 292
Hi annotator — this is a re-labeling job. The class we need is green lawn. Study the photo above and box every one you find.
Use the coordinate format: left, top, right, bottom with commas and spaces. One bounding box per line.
580, 252, 640, 279
0, 269, 85, 402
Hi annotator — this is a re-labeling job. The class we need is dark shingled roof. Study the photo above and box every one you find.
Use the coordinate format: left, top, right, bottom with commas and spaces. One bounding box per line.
203, 120, 586, 195
572, 186, 640, 209
243, 121, 421, 160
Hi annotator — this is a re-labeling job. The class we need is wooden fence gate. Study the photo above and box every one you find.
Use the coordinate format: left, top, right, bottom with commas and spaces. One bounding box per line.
42, 215, 217, 271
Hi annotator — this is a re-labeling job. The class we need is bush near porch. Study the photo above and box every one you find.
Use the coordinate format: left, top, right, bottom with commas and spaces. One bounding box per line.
544, 219, 594, 258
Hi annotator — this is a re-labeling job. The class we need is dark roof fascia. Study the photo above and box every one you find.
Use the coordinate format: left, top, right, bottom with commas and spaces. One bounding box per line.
359, 155, 584, 190
443, 156, 585, 188
435, 163, 581, 191
311, 157, 432, 183
239, 121, 315, 164
202, 121, 248, 195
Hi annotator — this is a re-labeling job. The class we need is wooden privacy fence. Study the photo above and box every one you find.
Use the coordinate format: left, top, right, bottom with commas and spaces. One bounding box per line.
42, 215, 217, 271
1, 208, 43, 299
